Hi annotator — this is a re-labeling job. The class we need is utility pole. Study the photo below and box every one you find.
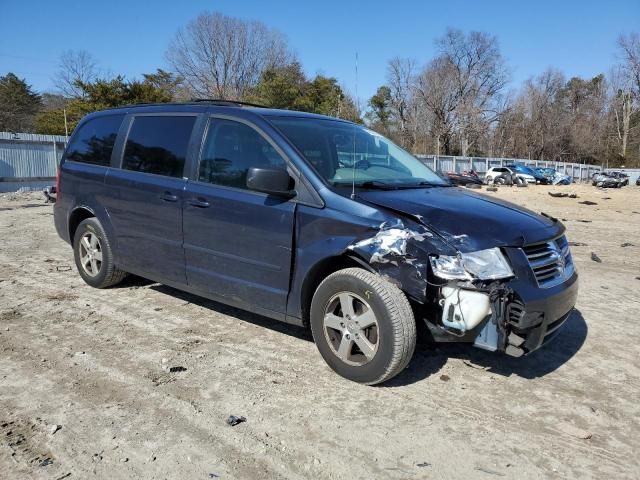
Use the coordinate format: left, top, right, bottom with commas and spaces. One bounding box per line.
63, 108, 69, 143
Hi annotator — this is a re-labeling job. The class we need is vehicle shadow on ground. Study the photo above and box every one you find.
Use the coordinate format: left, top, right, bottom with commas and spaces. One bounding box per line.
388, 309, 588, 386
126, 280, 314, 341
114, 277, 587, 386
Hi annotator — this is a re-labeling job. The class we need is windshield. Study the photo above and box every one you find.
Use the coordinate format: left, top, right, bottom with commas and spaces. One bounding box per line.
269, 117, 448, 188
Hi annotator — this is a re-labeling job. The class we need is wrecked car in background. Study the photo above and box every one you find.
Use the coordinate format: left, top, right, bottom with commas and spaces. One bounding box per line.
444, 170, 484, 187
592, 171, 624, 188
607, 171, 629, 186
54, 101, 579, 385
534, 167, 572, 185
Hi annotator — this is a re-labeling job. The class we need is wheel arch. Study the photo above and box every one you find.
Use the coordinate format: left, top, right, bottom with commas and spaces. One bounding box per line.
68, 206, 96, 242
299, 253, 373, 329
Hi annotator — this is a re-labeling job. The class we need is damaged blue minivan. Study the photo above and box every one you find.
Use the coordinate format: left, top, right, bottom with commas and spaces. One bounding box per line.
54, 101, 578, 385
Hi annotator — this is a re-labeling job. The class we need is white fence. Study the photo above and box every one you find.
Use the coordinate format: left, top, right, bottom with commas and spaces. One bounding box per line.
0, 131, 613, 192
416, 155, 602, 183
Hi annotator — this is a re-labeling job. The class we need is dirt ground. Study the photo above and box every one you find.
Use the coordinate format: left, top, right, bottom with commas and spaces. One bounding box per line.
0, 184, 639, 480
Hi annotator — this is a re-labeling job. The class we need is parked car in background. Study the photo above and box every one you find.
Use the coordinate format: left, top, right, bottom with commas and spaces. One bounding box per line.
607, 171, 629, 186
592, 172, 622, 188
445, 170, 483, 186
534, 167, 572, 185
53, 101, 578, 385
484, 166, 534, 185
506, 164, 550, 184
636, 176, 640, 186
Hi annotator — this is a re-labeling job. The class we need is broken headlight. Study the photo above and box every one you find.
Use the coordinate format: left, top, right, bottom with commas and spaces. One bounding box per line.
430, 248, 514, 281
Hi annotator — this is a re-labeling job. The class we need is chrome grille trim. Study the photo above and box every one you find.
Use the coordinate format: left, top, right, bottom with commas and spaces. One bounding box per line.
522, 236, 574, 288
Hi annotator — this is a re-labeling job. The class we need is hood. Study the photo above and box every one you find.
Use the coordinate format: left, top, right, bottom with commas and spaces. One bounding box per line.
357, 186, 564, 252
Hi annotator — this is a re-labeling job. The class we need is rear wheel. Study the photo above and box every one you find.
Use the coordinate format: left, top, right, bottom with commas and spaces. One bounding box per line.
310, 268, 416, 385
73, 218, 127, 288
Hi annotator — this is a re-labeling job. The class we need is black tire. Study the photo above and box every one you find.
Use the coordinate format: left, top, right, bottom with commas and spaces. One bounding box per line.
73, 217, 127, 288
465, 183, 482, 189
310, 268, 416, 385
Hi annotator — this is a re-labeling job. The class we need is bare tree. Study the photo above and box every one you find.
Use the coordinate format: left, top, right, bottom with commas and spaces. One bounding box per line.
166, 12, 292, 100
414, 56, 459, 155
613, 33, 640, 160
386, 57, 417, 148
609, 67, 633, 158
437, 29, 509, 156
53, 50, 98, 98
618, 33, 640, 93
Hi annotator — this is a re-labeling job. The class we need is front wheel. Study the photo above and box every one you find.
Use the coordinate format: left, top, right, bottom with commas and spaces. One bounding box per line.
310, 268, 416, 385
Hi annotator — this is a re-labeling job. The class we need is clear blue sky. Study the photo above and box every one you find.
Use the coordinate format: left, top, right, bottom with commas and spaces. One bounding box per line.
1, 0, 638, 101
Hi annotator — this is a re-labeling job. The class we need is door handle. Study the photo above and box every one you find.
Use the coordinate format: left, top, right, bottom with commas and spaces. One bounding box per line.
188, 198, 210, 208
161, 192, 178, 202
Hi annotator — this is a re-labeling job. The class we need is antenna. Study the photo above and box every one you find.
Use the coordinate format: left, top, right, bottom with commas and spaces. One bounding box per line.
350, 52, 358, 200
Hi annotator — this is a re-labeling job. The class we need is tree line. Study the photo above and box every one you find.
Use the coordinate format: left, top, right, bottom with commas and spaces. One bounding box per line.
0, 11, 638, 167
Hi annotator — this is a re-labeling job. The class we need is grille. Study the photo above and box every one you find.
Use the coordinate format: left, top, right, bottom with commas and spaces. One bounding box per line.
522, 236, 574, 288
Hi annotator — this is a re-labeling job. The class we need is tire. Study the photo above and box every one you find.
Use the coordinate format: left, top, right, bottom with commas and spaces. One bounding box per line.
73, 217, 127, 288
465, 183, 482, 189
310, 268, 416, 385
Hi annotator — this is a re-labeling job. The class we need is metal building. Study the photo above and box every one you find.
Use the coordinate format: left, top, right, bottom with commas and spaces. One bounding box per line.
0, 131, 66, 193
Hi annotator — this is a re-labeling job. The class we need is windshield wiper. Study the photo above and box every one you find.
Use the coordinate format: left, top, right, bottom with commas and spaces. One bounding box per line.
332, 180, 399, 190
395, 181, 452, 189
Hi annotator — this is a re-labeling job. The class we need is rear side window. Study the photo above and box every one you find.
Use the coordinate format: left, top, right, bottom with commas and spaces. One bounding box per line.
65, 114, 124, 166
122, 115, 196, 177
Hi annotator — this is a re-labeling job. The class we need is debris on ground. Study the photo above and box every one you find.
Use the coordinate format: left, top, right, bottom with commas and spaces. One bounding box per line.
577, 219, 592, 223
462, 360, 488, 370
225, 415, 247, 427
568, 242, 588, 246
49, 424, 61, 435
55, 265, 72, 272
569, 193, 578, 198
486, 187, 498, 192
591, 252, 602, 263
439, 374, 450, 382
621, 243, 635, 247
416, 462, 431, 467
579, 201, 598, 205
548, 192, 568, 198
169, 366, 187, 373
474, 466, 506, 476
558, 422, 592, 440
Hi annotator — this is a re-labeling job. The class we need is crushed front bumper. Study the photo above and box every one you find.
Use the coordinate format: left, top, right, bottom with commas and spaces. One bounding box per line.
504, 272, 578, 355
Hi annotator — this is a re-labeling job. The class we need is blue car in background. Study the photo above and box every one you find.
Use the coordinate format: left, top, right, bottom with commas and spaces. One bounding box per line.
506, 164, 550, 184
534, 167, 572, 185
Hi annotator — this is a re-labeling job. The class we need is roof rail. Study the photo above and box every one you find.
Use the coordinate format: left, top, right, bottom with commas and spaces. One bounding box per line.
190, 98, 267, 108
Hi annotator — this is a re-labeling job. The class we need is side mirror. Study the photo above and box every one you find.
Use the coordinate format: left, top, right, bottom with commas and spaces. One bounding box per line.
246, 167, 295, 197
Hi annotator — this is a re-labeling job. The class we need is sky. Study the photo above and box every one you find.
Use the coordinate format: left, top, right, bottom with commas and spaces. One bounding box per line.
1, 0, 639, 102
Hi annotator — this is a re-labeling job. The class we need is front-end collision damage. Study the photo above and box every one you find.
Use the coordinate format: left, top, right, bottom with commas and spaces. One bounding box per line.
430, 280, 517, 354
346, 219, 440, 302
343, 218, 535, 358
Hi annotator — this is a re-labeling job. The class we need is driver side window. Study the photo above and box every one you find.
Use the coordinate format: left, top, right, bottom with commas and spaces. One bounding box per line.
198, 118, 286, 189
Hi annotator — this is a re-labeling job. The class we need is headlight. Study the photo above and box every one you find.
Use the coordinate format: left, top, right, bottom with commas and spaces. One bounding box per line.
430, 248, 514, 281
